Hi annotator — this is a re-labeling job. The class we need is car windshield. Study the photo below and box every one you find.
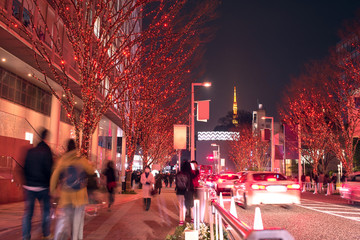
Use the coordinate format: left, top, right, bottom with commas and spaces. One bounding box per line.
252, 173, 287, 181
219, 174, 239, 180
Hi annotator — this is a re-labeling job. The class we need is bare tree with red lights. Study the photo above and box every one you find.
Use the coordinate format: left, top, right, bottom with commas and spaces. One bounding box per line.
1, 0, 218, 158
229, 124, 270, 171
280, 60, 335, 174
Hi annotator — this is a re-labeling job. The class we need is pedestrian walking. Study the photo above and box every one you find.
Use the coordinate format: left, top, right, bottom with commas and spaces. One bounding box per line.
140, 166, 155, 211
305, 175, 311, 191
22, 129, 53, 240
155, 173, 163, 194
164, 173, 169, 187
169, 173, 174, 188
318, 172, 324, 193
324, 173, 330, 195
50, 139, 94, 240
331, 173, 337, 192
313, 173, 319, 194
175, 161, 192, 226
103, 161, 117, 209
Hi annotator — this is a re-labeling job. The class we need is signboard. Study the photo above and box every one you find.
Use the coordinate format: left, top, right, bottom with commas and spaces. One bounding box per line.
174, 124, 187, 149
196, 100, 210, 122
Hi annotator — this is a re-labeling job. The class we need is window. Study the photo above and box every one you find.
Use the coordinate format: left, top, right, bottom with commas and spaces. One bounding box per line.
355, 97, 360, 109
0, 67, 51, 115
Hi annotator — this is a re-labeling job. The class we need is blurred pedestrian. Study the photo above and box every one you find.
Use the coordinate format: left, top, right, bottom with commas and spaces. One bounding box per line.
313, 173, 319, 194
140, 166, 155, 211
169, 173, 174, 188
155, 173, 163, 194
164, 173, 169, 187
324, 173, 330, 195
184, 161, 195, 220
175, 161, 192, 226
318, 172, 324, 193
50, 139, 94, 240
190, 160, 200, 191
103, 161, 116, 209
305, 175, 311, 191
22, 129, 53, 240
330, 173, 337, 193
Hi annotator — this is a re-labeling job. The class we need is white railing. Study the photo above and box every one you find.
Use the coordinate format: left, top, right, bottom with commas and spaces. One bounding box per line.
192, 187, 295, 240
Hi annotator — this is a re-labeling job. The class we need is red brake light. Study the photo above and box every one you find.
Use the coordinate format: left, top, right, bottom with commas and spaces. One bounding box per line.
287, 184, 300, 190
267, 178, 277, 182
218, 179, 223, 183
251, 184, 266, 190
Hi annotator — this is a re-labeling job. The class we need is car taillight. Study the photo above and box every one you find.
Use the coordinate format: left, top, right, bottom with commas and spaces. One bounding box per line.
218, 179, 224, 183
287, 184, 300, 190
251, 184, 266, 190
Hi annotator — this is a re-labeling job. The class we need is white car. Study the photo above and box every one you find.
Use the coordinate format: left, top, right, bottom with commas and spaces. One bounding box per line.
340, 172, 360, 204
215, 173, 239, 195
232, 171, 301, 208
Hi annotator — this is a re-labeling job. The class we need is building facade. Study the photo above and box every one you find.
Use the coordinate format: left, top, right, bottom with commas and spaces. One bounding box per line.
0, 0, 143, 202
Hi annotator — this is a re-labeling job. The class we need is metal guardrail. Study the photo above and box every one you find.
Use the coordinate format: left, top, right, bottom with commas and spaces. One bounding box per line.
0, 155, 24, 183
210, 199, 295, 240
194, 186, 295, 240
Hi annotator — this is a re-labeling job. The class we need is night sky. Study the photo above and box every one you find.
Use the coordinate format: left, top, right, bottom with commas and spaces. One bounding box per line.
195, 0, 360, 132
192, 1, 360, 169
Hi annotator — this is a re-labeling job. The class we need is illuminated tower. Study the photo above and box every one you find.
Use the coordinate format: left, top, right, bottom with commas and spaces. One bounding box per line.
232, 86, 238, 126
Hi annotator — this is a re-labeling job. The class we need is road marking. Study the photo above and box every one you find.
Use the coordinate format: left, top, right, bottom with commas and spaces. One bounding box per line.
299, 199, 360, 222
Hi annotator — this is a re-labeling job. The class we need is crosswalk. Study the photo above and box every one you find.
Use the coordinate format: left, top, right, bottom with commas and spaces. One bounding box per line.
299, 199, 360, 222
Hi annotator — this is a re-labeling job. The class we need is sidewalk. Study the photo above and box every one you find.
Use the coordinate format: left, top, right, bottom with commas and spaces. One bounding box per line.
0, 187, 179, 240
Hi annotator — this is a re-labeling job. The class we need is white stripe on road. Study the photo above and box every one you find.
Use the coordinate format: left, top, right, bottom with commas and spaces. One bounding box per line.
299, 200, 360, 222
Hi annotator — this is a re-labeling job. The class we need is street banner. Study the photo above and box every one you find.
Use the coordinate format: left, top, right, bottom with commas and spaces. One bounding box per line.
196, 100, 210, 122
174, 124, 187, 149
275, 144, 284, 160
284, 124, 298, 159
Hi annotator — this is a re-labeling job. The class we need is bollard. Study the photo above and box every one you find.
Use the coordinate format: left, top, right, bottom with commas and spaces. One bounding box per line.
194, 200, 200, 230
230, 197, 238, 218
185, 230, 198, 240
219, 192, 224, 207
253, 207, 264, 230
325, 183, 330, 196
313, 182, 318, 194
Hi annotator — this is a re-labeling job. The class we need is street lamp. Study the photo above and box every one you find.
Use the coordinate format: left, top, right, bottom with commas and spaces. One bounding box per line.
191, 82, 211, 161
262, 116, 274, 172
211, 143, 220, 174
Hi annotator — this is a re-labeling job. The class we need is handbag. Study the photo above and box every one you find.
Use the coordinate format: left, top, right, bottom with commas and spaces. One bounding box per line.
150, 187, 158, 196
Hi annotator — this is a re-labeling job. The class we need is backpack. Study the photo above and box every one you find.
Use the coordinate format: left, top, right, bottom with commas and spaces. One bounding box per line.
60, 165, 87, 191
176, 172, 188, 191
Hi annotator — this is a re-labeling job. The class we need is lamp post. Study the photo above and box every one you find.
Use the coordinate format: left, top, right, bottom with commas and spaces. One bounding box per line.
262, 116, 274, 172
191, 82, 211, 161
211, 143, 220, 174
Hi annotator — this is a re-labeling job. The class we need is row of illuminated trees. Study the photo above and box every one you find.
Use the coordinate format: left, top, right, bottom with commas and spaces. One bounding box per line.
228, 18, 360, 175
1, 0, 218, 169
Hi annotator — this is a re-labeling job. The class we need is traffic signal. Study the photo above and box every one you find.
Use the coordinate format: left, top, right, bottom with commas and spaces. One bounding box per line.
206, 155, 214, 161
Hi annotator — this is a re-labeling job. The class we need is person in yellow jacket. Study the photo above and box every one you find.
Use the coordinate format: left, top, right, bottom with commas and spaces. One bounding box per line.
50, 139, 94, 240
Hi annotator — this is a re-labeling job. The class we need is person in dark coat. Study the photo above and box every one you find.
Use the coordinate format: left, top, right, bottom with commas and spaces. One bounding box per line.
175, 161, 192, 226
169, 173, 174, 188
22, 129, 53, 240
103, 161, 117, 209
155, 173, 163, 194
164, 173, 169, 187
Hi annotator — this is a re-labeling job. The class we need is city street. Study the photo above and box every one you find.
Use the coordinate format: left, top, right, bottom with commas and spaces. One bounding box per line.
223, 192, 360, 240
0, 188, 179, 240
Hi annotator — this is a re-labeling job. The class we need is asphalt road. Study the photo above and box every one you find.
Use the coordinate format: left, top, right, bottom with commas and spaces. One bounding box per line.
223, 192, 360, 240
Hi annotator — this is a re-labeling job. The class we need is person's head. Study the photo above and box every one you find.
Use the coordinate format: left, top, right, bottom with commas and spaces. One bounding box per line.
144, 166, 151, 173
67, 139, 76, 152
107, 161, 114, 169
40, 129, 49, 141
181, 161, 191, 174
